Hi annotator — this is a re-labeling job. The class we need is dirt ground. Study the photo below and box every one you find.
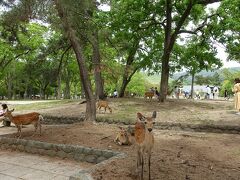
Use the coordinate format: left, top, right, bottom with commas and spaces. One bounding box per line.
3, 98, 240, 180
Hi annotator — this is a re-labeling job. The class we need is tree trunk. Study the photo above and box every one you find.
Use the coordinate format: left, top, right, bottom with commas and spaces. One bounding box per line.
54, 0, 96, 121
64, 73, 71, 99
190, 72, 195, 98
119, 40, 140, 97
119, 77, 129, 97
57, 75, 62, 99
159, 52, 170, 102
92, 31, 105, 100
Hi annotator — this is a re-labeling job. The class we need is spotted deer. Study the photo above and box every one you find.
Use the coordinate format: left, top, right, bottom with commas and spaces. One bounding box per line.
3, 109, 43, 138
96, 100, 112, 113
135, 111, 156, 180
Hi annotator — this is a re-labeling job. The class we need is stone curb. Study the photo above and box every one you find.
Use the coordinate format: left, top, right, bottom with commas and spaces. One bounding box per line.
42, 114, 85, 124
96, 118, 240, 134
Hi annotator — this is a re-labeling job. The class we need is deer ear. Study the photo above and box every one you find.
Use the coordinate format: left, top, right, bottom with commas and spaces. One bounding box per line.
137, 112, 145, 121
152, 111, 157, 118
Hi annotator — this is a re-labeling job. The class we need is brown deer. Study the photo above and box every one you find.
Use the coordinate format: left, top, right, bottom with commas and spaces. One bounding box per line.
114, 126, 132, 146
135, 111, 156, 180
96, 100, 112, 113
3, 109, 43, 138
144, 92, 154, 99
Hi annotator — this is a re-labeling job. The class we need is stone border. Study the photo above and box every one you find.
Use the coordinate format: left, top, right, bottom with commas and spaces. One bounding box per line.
42, 115, 85, 124
96, 118, 240, 134
0, 137, 125, 179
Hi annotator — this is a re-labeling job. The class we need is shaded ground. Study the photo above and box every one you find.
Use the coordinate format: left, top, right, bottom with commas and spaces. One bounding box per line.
2, 98, 240, 179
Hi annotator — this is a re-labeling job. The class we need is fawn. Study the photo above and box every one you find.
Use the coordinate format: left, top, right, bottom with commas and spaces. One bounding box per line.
135, 111, 156, 180
114, 126, 132, 145
96, 100, 112, 113
3, 109, 43, 138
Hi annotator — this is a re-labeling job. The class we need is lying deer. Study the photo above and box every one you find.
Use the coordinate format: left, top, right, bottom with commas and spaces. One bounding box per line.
135, 111, 156, 180
114, 126, 132, 145
96, 100, 112, 113
3, 109, 43, 138
144, 92, 154, 99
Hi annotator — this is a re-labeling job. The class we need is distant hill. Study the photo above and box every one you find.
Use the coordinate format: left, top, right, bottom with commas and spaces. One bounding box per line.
142, 67, 240, 85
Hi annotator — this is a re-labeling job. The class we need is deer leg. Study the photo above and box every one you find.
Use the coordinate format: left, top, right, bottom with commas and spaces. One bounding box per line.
141, 153, 144, 180
104, 107, 106, 113
17, 125, 22, 138
39, 120, 42, 136
136, 149, 141, 178
148, 153, 151, 180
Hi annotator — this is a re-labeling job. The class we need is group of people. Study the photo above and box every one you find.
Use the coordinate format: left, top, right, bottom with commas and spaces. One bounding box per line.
205, 85, 219, 100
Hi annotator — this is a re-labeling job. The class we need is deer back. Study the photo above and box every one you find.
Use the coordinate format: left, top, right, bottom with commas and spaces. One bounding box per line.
12, 112, 40, 125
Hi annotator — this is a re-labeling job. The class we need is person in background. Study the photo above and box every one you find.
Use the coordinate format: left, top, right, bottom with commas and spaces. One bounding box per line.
224, 89, 229, 100
155, 87, 160, 98
232, 78, 240, 114
206, 85, 211, 99
213, 86, 219, 99
174, 86, 179, 99
0, 103, 11, 126
113, 89, 118, 98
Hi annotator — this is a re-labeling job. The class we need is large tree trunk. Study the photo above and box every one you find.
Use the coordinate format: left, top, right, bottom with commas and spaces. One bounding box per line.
92, 31, 105, 100
119, 40, 140, 97
54, 0, 96, 121
57, 75, 62, 99
159, 52, 170, 102
190, 72, 195, 98
159, 0, 193, 102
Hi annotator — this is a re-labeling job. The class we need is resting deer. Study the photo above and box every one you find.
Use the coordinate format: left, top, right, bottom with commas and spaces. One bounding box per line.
144, 92, 154, 99
135, 111, 156, 180
96, 100, 112, 113
114, 126, 132, 146
3, 109, 43, 138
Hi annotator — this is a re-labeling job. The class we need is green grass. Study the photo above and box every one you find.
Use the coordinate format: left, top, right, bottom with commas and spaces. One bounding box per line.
7, 100, 77, 111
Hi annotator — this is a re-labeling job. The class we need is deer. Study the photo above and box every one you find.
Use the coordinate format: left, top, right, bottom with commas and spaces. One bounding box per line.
144, 92, 154, 99
135, 111, 156, 180
114, 126, 132, 146
3, 109, 43, 138
96, 100, 112, 113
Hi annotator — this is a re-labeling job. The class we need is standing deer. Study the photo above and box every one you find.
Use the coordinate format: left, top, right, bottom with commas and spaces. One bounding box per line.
135, 111, 156, 180
3, 109, 43, 138
96, 100, 112, 113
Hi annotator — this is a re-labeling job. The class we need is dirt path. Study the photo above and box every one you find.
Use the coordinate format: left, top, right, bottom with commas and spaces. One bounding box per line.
2, 99, 240, 179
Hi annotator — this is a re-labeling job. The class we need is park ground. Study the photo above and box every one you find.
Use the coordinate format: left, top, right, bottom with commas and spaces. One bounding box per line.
1, 98, 240, 179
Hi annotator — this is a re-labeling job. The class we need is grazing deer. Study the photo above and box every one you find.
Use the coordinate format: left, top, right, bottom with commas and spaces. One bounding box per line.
96, 100, 112, 113
3, 109, 43, 138
114, 126, 132, 145
144, 92, 154, 99
135, 111, 156, 180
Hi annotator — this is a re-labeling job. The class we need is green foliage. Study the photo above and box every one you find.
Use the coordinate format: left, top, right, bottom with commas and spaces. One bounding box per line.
126, 73, 147, 96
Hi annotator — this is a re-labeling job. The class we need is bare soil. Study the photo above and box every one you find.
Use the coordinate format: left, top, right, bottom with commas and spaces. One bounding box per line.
4, 98, 240, 180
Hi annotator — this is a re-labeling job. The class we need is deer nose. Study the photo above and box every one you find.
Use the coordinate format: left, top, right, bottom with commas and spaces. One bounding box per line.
148, 128, 152, 132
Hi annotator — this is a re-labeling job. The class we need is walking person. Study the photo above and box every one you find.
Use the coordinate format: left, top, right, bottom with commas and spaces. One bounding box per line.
232, 78, 240, 114
224, 89, 229, 100
206, 85, 211, 99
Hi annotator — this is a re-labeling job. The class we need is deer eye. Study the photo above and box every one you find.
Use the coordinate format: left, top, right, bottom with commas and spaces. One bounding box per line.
144, 122, 147, 124
153, 122, 156, 124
